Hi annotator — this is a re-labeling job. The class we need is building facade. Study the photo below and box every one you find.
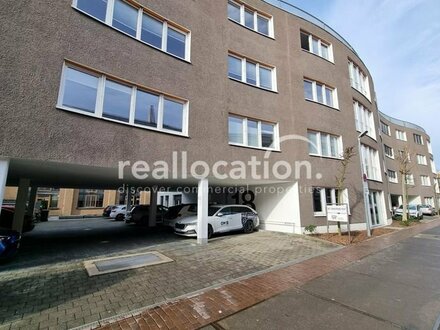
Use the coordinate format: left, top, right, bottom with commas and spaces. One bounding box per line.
0, 0, 436, 236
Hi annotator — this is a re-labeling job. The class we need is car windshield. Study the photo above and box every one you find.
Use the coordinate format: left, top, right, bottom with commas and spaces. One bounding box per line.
208, 206, 221, 216
408, 205, 416, 210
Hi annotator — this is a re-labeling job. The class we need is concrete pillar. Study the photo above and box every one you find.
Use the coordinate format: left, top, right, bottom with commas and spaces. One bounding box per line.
0, 159, 9, 216
197, 178, 209, 245
12, 178, 30, 232
26, 186, 38, 217
149, 186, 157, 227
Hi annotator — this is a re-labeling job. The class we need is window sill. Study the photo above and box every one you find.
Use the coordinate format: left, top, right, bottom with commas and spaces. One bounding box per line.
305, 99, 339, 111
388, 181, 398, 184
57, 106, 190, 138
73, 7, 191, 64
301, 49, 334, 64
351, 87, 371, 103
309, 154, 343, 161
228, 18, 275, 40
367, 178, 383, 183
356, 129, 377, 142
385, 155, 394, 160
314, 213, 326, 217
229, 142, 281, 152
228, 77, 278, 93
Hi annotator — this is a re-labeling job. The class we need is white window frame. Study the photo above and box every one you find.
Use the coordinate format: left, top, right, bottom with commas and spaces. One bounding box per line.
300, 31, 334, 62
228, 115, 280, 151
380, 121, 390, 136
304, 78, 339, 109
405, 174, 415, 186
395, 129, 407, 141
421, 175, 431, 186
227, 0, 274, 38
313, 187, 348, 217
361, 144, 382, 182
228, 53, 277, 92
72, 0, 191, 61
307, 130, 343, 159
427, 140, 433, 154
348, 60, 371, 101
413, 133, 424, 145
57, 62, 189, 137
387, 170, 398, 183
431, 159, 437, 174
416, 154, 427, 165
424, 197, 434, 206
384, 144, 394, 159
354, 101, 376, 139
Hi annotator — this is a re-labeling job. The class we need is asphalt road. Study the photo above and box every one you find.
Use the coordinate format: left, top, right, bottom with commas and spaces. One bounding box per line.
212, 224, 440, 330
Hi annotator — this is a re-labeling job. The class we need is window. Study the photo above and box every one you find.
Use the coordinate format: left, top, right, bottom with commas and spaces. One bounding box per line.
312, 187, 343, 216
300, 31, 333, 62
361, 144, 382, 181
424, 197, 434, 206
307, 131, 342, 158
384, 145, 394, 158
303, 79, 338, 108
354, 101, 375, 139
387, 170, 398, 183
228, 54, 276, 91
73, 0, 190, 60
58, 63, 188, 135
380, 122, 390, 135
395, 129, 407, 141
431, 159, 437, 174
228, 115, 279, 150
427, 140, 433, 154
413, 134, 424, 145
77, 189, 104, 208
421, 175, 431, 186
417, 154, 427, 165
348, 60, 371, 100
227, 1, 273, 37
405, 174, 415, 185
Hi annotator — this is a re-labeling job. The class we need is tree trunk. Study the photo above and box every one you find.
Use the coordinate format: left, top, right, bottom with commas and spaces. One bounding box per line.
401, 174, 408, 223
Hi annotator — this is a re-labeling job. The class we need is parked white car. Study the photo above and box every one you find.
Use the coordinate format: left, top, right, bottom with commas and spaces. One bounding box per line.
420, 205, 436, 216
394, 204, 423, 220
109, 205, 127, 221
163, 204, 197, 228
174, 205, 259, 238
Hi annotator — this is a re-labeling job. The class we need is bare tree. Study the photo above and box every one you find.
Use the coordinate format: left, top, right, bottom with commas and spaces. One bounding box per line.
396, 146, 413, 223
335, 146, 356, 235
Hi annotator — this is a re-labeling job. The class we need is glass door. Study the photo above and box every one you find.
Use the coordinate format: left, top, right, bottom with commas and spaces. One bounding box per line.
369, 191, 382, 226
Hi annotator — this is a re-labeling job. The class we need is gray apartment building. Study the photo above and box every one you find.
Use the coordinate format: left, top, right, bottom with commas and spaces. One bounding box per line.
0, 0, 437, 241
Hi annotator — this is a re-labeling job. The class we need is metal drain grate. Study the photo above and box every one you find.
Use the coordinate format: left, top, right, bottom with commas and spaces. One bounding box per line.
84, 252, 173, 276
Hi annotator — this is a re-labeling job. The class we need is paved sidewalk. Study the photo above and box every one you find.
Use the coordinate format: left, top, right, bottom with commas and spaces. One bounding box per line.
98, 218, 440, 330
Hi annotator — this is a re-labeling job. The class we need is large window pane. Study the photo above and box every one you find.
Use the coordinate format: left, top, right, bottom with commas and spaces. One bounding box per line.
228, 56, 242, 80
307, 131, 318, 154
259, 67, 272, 90
112, 0, 138, 37
325, 87, 333, 107
77, 0, 107, 21
246, 62, 257, 85
303, 80, 313, 100
312, 38, 319, 54
103, 80, 131, 122
228, 116, 243, 144
163, 99, 183, 132
261, 123, 274, 148
135, 90, 159, 127
300, 32, 309, 51
244, 9, 254, 29
321, 134, 329, 156
316, 83, 324, 103
330, 136, 338, 157
167, 28, 186, 59
141, 14, 163, 48
257, 15, 269, 35
247, 120, 258, 147
62, 68, 98, 113
313, 188, 322, 212
227, 1, 241, 22
321, 43, 329, 59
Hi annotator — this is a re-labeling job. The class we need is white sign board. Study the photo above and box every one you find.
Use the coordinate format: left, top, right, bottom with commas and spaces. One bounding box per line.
326, 204, 349, 223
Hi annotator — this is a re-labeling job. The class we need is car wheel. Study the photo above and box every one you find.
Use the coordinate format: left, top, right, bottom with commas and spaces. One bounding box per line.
116, 214, 124, 221
208, 224, 213, 239
243, 220, 254, 234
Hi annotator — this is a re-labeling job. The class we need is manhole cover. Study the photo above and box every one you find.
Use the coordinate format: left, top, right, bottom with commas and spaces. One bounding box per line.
84, 252, 173, 276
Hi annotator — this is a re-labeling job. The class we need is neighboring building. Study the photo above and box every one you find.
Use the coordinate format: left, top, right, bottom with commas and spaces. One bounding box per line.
0, 0, 436, 236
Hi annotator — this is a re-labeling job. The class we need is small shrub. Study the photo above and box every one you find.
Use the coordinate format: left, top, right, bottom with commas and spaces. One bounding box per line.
304, 224, 317, 234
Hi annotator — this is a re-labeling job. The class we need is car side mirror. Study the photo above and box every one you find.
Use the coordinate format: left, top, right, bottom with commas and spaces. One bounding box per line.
217, 212, 224, 217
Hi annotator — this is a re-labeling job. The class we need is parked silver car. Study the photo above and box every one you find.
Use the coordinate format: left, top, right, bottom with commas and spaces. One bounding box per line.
420, 205, 436, 216
394, 204, 423, 220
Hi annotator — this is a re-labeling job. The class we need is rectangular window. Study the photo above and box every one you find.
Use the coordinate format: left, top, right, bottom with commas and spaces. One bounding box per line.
421, 175, 431, 186
384, 144, 394, 158
387, 170, 398, 183
395, 129, 407, 141
427, 140, 433, 154
348, 60, 371, 100
73, 0, 190, 60
58, 62, 188, 135
300, 31, 333, 62
414, 134, 424, 145
354, 101, 375, 139
405, 174, 415, 185
417, 154, 427, 165
227, 1, 273, 37
307, 130, 342, 159
312, 187, 342, 216
380, 121, 390, 135
361, 144, 382, 181
77, 189, 104, 208
303, 79, 338, 108
228, 53, 276, 91
431, 159, 437, 174
424, 197, 434, 206
228, 115, 279, 150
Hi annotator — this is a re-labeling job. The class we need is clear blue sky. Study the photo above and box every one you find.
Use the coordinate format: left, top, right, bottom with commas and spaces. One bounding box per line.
285, 0, 440, 167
